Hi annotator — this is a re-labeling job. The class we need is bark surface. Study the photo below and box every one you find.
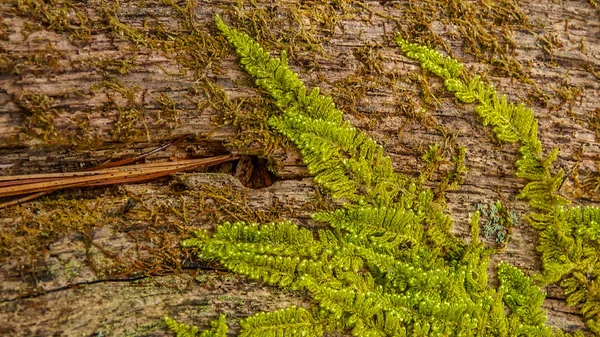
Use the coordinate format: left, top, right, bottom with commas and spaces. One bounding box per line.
0, 0, 599, 336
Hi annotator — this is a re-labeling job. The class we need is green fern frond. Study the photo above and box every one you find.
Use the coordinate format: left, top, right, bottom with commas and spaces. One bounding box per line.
312, 204, 423, 248
215, 14, 342, 124
395, 36, 574, 213
570, 206, 600, 241
268, 98, 406, 205
240, 306, 322, 337
395, 35, 463, 80
165, 317, 199, 337
201, 315, 228, 337
165, 315, 228, 337
498, 262, 548, 327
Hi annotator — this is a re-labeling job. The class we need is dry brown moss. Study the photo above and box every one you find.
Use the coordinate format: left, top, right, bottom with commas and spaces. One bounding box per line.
0, 176, 300, 279
393, 0, 532, 80
14, 91, 59, 143
13, 0, 93, 43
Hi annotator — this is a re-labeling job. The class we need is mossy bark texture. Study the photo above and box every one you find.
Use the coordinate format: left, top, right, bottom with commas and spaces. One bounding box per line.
0, 0, 599, 336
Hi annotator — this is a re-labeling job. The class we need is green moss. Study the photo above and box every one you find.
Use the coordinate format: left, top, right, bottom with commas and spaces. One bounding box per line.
172, 17, 591, 337
3, 1, 597, 335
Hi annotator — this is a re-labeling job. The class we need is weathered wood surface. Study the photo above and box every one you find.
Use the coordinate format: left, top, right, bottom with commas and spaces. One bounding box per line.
0, 0, 599, 335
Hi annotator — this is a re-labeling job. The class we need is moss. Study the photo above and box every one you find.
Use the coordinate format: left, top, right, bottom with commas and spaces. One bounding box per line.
152, 92, 182, 130
180, 21, 581, 336
417, 136, 468, 202
205, 77, 284, 156
1, 1, 596, 334
14, 91, 59, 143
224, 1, 331, 58
392, 0, 533, 83
553, 83, 583, 104
353, 44, 385, 76
537, 33, 564, 65
121, 322, 162, 337
4, 43, 65, 76
13, 0, 92, 43
0, 171, 299, 278
569, 145, 600, 202
590, 108, 600, 142
407, 71, 441, 107
326, 74, 372, 116
101, 4, 151, 47
95, 55, 139, 75
0, 18, 12, 40
91, 79, 149, 142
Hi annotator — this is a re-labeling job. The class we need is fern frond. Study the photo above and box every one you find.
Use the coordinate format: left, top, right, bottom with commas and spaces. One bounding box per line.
215, 15, 342, 124
200, 315, 228, 337
198, 222, 343, 289
498, 262, 548, 327
395, 35, 569, 212
395, 37, 600, 334
218, 14, 412, 206
269, 107, 406, 205
240, 306, 322, 337
312, 204, 423, 250
166, 316, 227, 337
395, 35, 463, 80
165, 317, 199, 337
569, 206, 600, 241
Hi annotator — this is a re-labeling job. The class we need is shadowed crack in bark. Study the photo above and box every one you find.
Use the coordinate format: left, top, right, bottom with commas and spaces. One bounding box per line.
0, 275, 149, 303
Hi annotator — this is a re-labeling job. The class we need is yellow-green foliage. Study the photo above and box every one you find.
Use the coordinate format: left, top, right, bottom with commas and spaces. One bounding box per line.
176, 16, 588, 337
239, 306, 322, 337
395, 36, 600, 335
165, 315, 227, 337
216, 15, 409, 207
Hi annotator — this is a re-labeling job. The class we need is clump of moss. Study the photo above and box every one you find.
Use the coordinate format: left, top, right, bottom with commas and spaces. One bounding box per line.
392, 0, 533, 82
590, 108, 600, 142
537, 33, 564, 65
0, 18, 13, 40
0, 196, 108, 257
152, 92, 182, 130
353, 44, 385, 76
12, 0, 92, 43
418, 140, 468, 203
91, 79, 149, 142
14, 91, 59, 143
3, 43, 65, 76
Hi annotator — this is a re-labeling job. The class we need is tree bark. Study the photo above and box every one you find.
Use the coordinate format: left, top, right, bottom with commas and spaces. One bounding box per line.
0, 0, 599, 336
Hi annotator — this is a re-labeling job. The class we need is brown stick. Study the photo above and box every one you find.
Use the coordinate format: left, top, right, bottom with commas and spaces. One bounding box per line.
0, 155, 236, 198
